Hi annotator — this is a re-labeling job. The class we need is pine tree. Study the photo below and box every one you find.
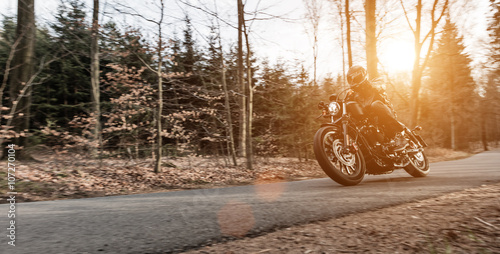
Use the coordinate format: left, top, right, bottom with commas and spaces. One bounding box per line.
35, 0, 91, 128
0, 16, 17, 106
483, 0, 500, 147
100, 22, 155, 82
426, 19, 477, 150
488, 0, 500, 73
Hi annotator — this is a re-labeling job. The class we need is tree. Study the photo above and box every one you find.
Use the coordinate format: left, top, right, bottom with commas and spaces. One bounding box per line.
1, 16, 20, 122
329, 0, 348, 85
237, 0, 247, 158
110, 0, 169, 172
489, 0, 500, 74
253, 60, 294, 157
400, 0, 448, 127
242, 10, 254, 170
203, 16, 237, 165
304, 0, 323, 86
425, 19, 476, 150
346, 0, 353, 67
90, 0, 102, 158
8, 0, 36, 150
365, 0, 378, 79
101, 64, 156, 157
43, 0, 91, 127
216, 37, 238, 166
154, 0, 165, 173
483, 0, 500, 148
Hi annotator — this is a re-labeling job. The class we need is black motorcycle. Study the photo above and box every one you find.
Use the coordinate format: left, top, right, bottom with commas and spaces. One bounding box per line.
313, 89, 430, 186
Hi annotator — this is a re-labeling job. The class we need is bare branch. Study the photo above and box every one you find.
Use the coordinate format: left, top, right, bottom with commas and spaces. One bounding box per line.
421, 0, 448, 73
0, 28, 25, 107
176, 0, 237, 29
422, 0, 448, 44
1, 53, 63, 144
399, 0, 416, 35
111, 2, 160, 25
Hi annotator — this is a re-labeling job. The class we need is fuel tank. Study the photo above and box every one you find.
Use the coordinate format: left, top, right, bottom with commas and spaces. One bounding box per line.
346, 101, 364, 117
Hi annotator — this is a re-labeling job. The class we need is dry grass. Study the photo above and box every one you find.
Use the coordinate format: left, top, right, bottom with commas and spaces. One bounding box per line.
425, 147, 472, 163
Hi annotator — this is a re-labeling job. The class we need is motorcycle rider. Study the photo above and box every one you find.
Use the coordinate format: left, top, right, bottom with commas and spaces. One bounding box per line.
346, 65, 407, 150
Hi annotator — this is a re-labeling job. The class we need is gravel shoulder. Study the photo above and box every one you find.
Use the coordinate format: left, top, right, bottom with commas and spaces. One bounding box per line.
184, 183, 500, 254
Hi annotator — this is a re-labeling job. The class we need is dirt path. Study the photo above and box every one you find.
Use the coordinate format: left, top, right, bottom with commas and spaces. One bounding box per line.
184, 183, 500, 254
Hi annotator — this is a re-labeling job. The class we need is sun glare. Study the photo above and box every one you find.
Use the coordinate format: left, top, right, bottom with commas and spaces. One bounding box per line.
379, 40, 415, 73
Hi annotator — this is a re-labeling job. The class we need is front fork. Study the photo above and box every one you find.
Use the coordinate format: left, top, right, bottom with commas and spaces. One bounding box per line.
341, 102, 351, 154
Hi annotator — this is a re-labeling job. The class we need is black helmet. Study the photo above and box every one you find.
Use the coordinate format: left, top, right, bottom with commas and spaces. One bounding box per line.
347, 65, 367, 88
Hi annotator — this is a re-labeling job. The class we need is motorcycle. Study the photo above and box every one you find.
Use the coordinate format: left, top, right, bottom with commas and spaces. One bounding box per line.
313, 89, 430, 186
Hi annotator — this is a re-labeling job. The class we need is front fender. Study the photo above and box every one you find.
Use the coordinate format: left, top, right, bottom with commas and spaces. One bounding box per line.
404, 127, 428, 148
320, 123, 341, 128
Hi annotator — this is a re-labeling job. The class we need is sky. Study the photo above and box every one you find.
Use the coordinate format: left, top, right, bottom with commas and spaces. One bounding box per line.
0, 0, 495, 83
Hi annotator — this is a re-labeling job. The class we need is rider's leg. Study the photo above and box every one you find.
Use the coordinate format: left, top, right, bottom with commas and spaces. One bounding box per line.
369, 100, 404, 138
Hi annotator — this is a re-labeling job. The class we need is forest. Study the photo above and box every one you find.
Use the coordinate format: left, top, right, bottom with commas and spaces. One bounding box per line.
1, 0, 499, 171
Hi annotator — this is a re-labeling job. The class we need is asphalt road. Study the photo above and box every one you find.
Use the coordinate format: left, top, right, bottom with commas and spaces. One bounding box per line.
1, 151, 499, 254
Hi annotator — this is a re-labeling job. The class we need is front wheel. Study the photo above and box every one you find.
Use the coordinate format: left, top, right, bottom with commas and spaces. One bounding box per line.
313, 126, 366, 186
404, 150, 430, 177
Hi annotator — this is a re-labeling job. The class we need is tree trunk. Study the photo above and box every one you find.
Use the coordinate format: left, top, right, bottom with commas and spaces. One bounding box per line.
338, 4, 347, 87
304, 0, 321, 86
410, 63, 421, 127
410, 0, 422, 127
154, 0, 165, 173
448, 43, 456, 150
345, 0, 353, 67
406, 0, 448, 127
91, 0, 102, 160
450, 108, 456, 150
243, 23, 253, 170
496, 113, 499, 147
8, 0, 35, 151
365, 0, 378, 79
481, 100, 489, 151
221, 60, 238, 166
237, 0, 247, 157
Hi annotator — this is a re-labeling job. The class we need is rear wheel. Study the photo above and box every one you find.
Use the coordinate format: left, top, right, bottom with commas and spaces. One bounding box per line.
313, 126, 365, 186
404, 148, 430, 177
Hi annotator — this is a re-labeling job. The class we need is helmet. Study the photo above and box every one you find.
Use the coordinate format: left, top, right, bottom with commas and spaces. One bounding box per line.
347, 65, 367, 88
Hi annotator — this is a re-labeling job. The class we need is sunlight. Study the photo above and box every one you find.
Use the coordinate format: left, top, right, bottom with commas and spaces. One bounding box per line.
379, 40, 415, 73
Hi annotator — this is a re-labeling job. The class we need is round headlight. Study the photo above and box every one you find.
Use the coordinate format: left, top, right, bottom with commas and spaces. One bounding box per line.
328, 102, 340, 116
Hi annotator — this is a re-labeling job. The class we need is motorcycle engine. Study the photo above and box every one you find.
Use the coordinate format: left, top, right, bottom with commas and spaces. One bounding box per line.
362, 125, 385, 147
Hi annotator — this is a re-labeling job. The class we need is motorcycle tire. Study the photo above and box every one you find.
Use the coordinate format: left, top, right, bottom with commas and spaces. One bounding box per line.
313, 126, 366, 186
404, 150, 430, 177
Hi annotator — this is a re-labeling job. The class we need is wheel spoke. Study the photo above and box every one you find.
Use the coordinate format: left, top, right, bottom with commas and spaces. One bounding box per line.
341, 165, 348, 175
346, 165, 354, 175
410, 153, 427, 170
322, 133, 362, 176
336, 160, 341, 169
328, 135, 334, 143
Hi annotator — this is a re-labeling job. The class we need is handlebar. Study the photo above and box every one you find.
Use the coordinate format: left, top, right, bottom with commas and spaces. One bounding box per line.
331, 88, 353, 103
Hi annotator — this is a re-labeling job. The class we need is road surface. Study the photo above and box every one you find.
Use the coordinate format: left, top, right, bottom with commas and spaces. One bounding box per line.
1, 151, 499, 254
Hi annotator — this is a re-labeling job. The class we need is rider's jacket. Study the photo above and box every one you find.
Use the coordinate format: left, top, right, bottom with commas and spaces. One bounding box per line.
347, 80, 396, 115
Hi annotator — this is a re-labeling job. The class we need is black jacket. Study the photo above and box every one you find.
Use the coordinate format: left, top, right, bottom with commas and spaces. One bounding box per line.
348, 80, 396, 115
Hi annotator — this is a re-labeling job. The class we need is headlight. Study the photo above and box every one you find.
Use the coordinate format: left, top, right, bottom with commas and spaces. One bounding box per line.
328, 102, 340, 116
